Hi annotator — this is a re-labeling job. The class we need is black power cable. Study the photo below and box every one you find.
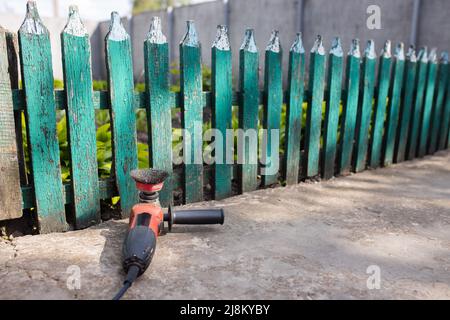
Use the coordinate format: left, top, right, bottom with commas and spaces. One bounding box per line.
112, 265, 140, 300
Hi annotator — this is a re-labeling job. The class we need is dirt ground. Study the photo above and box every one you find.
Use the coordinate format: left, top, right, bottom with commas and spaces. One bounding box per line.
1, 151, 449, 300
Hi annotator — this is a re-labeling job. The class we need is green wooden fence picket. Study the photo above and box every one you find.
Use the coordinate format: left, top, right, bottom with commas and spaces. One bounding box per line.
394, 46, 417, 163
322, 37, 343, 179
180, 21, 203, 203
262, 30, 282, 186
304, 35, 325, 177
61, 6, 100, 228
382, 43, 405, 167
353, 40, 376, 173
211, 25, 232, 199
18, 2, 68, 233
105, 12, 139, 217
339, 39, 361, 174
429, 52, 449, 153
418, 48, 437, 157
368, 40, 392, 168
438, 53, 450, 150
283, 33, 305, 185
144, 17, 173, 207
238, 29, 259, 192
407, 47, 428, 160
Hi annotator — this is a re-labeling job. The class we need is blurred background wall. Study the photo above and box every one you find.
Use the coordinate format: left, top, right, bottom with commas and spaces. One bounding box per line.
0, 0, 448, 85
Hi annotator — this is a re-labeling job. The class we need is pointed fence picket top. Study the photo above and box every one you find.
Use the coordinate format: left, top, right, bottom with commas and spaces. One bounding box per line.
262, 30, 282, 186
369, 40, 392, 169
418, 48, 438, 157
61, 6, 100, 228
0, 26, 22, 221
353, 39, 376, 173
238, 29, 259, 193
283, 33, 305, 185
407, 47, 429, 159
180, 20, 203, 204
18, 1, 68, 233
338, 38, 361, 174
382, 42, 405, 167
105, 12, 139, 217
304, 35, 325, 177
395, 45, 418, 163
430, 52, 449, 153
322, 37, 343, 179
211, 25, 232, 200
438, 52, 450, 150
144, 16, 173, 207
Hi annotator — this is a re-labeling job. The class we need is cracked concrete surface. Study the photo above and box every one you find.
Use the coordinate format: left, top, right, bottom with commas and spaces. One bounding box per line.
1, 151, 450, 300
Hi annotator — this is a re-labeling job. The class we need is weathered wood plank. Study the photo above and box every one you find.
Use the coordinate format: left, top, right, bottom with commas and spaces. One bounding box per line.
417, 48, 437, 157
353, 40, 376, 172
304, 35, 325, 177
18, 1, 67, 233
382, 43, 405, 166
61, 6, 100, 228
339, 39, 361, 174
322, 37, 343, 179
211, 25, 232, 199
238, 29, 259, 193
429, 52, 449, 153
144, 17, 173, 207
0, 26, 22, 221
394, 46, 417, 163
368, 40, 392, 168
407, 47, 428, 160
180, 21, 203, 203
105, 12, 139, 217
261, 30, 282, 186
283, 33, 305, 185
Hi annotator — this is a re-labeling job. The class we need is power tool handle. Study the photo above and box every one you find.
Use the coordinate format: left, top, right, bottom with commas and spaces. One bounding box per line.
170, 208, 225, 225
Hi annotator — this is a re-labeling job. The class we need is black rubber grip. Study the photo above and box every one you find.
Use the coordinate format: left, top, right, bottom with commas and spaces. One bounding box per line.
172, 208, 225, 225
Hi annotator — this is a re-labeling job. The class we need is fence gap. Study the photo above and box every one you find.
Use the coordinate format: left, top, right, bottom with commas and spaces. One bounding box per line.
353, 40, 376, 173
105, 12, 139, 217
339, 39, 361, 174
180, 20, 203, 204
144, 17, 173, 207
18, 1, 67, 233
395, 46, 417, 163
61, 6, 100, 228
304, 35, 325, 178
283, 33, 305, 185
262, 30, 282, 186
382, 43, 405, 166
322, 37, 343, 179
407, 47, 428, 160
211, 25, 232, 199
418, 48, 437, 157
238, 29, 259, 192
368, 40, 392, 169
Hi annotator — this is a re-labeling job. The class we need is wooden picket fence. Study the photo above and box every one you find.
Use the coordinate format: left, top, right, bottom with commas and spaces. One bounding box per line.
1, 1, 450, 233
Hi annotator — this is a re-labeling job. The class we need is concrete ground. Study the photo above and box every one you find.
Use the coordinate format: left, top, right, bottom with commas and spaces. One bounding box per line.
1, 151, 450, 300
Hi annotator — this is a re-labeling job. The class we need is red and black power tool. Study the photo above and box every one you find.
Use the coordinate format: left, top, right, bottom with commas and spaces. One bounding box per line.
113, 169, 224, 300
